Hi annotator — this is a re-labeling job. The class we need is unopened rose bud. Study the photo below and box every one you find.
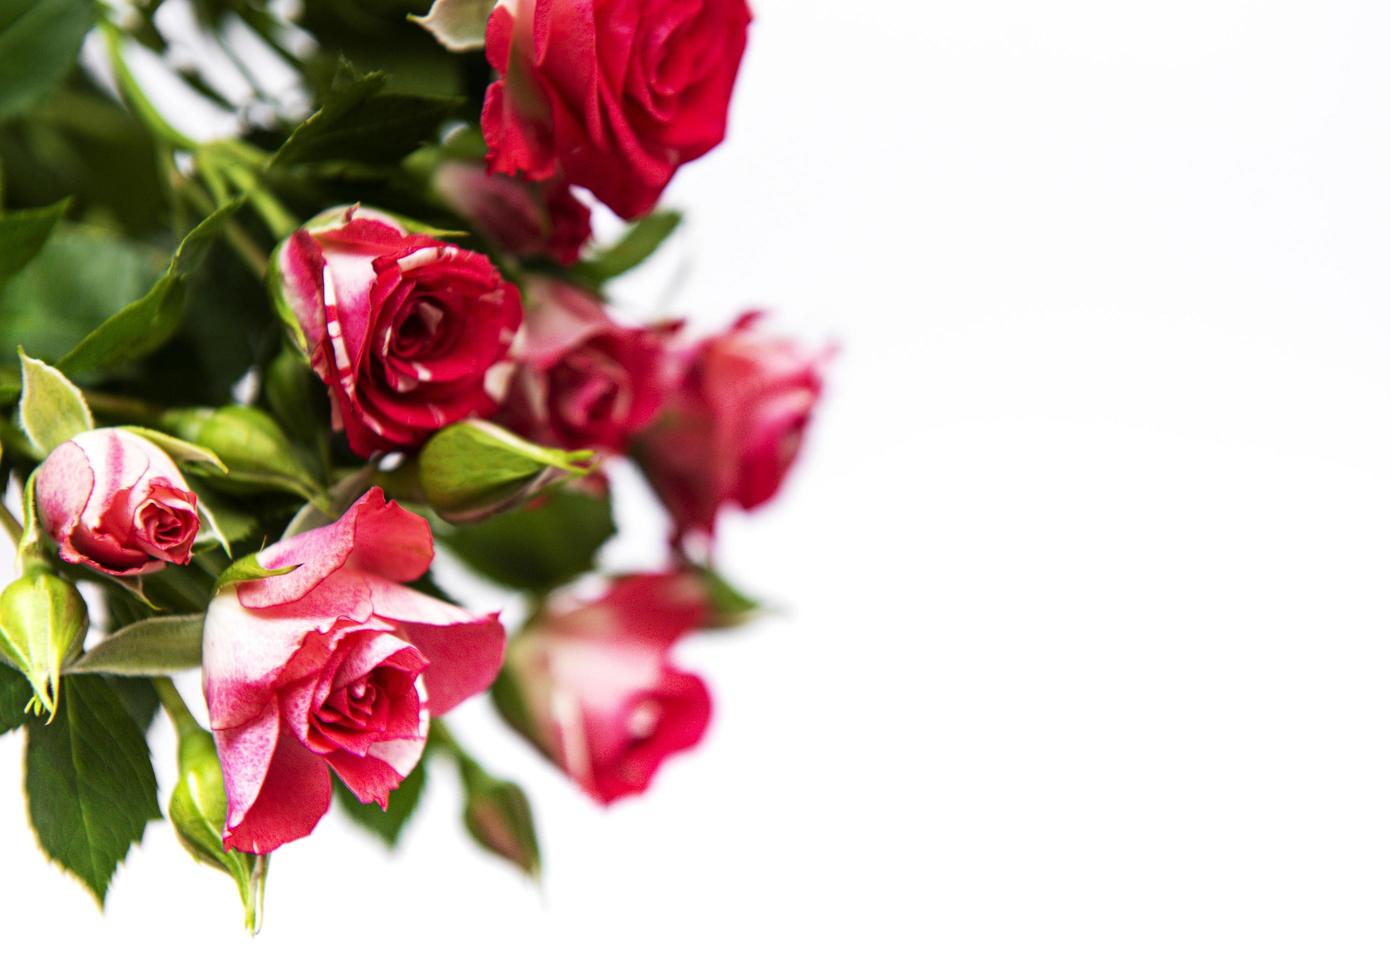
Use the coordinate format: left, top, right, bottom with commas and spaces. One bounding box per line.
162, 405, 323, 503
0, 572, 87, 717
167, 720, 267, 933
418, 419, 594, 523
459, 754, 541, 877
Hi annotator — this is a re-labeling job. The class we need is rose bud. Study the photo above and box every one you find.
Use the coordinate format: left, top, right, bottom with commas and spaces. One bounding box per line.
36, 427, 201, 577
0, 572, 88, 717
499, 573, 712, 804
203, 488, 505, 853
166, 713, 266, 932
635, 314, 829, 538
482, 0, 752, 220
435, 161, 592, 266
273, 205, 523, 457
494, 279, 673, 452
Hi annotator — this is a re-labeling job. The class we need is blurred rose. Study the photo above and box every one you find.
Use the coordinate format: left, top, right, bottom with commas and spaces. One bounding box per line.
203, 489, 505, 853
636, 314, 829, 537
36, 427, 199, 577
435, 161, 592, 265
502, 573, 712, 803
276, 206, 522, 457
496, 279, 673, 451
482, 0, 752, 219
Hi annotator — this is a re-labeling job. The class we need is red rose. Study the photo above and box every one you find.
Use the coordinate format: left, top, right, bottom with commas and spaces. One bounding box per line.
35, 428, 200, 577
503, 573, 712, 803
495, 279, 673, 451
275, 206, 522, 457
435, 161, 593, 266
203, 489, 505, 853
482, 0, 752, 220
636, 313, 829, 537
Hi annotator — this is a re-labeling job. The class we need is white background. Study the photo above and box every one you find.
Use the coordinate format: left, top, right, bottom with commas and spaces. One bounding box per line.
6, 0, 1391, 975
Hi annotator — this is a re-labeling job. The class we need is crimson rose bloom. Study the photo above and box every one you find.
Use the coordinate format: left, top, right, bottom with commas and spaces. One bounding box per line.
203, 489, 505, 853
482, 0, 752, 219
36, 428, 200, 577
495, 279, 672, 451
276, 206, 522, 457
435, 161, 592, 265
503, 573, 712, 803
636, 314, 828, 537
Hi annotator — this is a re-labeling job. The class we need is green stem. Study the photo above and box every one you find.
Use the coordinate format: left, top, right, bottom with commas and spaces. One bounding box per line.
0, 499, 22, 548
99, 19, 199, 152
152, 677, 199, 739
224, 164, 298, 240
177, 176, 270, 277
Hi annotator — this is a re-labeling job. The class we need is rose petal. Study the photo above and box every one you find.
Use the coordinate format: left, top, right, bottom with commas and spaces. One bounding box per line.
223, 721, 333, 855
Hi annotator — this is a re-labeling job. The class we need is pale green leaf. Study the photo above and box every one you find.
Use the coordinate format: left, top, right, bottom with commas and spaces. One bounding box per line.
66, 614, 204, 677
18, 350, 92, 455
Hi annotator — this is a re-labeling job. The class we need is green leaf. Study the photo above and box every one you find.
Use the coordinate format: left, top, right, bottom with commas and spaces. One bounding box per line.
67, 614, 204, 677
121, 426, 227, 472
107, 677, 159, 731
160, 406, 325, 503
189, 480, 261, 556
0, 198, 69, 286
411, 0, 494, 52
438, 487, 615, 593
24, 674, 161, 905
271, 65, 465, 168
574, 211, 682, 284
335, 760, 426, 848
214, 552, 297, 592
0, 661, 29, 733
17, 351, 92, 455
0, 227, 163, 366
58, 201, 243, 378
418, 419, 594, 523
689, 564, 761, 628
0, 0, 96, 121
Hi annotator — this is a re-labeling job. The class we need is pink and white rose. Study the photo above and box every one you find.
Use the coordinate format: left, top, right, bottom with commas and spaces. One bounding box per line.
504, 573, 712, 804
203, 488, 505, 853
276, 206, 522, 457
636, 314, 829, 537
495, 279, 673, 452
35, 427, 200, 577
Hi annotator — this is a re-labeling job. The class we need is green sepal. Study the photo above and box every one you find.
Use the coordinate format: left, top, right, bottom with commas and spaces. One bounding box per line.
214, 553, 298, 592
573, 210, 682, 285
411, 0, 494, 52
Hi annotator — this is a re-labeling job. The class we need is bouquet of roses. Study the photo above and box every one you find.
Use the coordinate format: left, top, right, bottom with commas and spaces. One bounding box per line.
0, 0, 827, 930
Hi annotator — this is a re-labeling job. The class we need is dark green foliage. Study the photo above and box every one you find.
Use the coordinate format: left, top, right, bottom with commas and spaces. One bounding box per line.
0, 0, 96, 121
439, 488, 617, 593
24, 675, 161, 904
335, 761, 427, 847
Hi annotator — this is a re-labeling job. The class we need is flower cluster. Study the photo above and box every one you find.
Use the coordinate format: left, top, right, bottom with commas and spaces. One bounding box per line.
0, 0, 827, 928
